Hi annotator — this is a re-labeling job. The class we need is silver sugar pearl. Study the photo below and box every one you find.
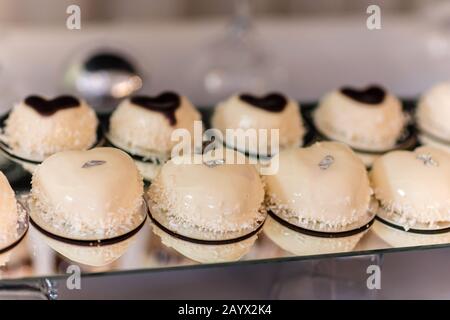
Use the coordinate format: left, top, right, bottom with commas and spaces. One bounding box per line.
203, 158, 225, 168
82, 160, 106, 168
416, 153, 438, 167
318, 155, 334, 170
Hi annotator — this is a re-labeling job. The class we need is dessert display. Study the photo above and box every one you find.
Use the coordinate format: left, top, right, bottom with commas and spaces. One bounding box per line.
107, 92, 202, 181
371, 146, 450, 247
211, 92, 305, 157
313, 85, 409, 166
0, 95, 99, 172
417, 82, 450, 153
146, 149, 266, 263
29, 147, 146, 241
1, 83, 450, 279
264, 142, 375, 256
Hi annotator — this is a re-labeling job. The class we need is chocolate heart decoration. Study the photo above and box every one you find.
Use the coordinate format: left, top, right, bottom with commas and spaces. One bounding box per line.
84, 52, 136, 73
131, 92, 181, 126
340, 85, 386, 105
25, 95, 80, 116
240, 93, 288, 112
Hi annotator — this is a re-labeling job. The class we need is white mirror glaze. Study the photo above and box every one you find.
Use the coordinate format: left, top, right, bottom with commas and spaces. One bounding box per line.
147, 151, 265, 240
2, 98, 98, 161
371, 146, 450, 227
314, 89, 405, 151
211, 94, 305, 153
0, 171, 18, 247
265, 142, 373, 231
417, 82, 450, 142
30, 147, 144, 240
109, 95, 201, 157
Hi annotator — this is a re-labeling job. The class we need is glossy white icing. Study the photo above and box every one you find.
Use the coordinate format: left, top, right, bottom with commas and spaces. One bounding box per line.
371, 146, 450, 228
265, 141, 373, 231
31, 147, 144, 240
147, 151, 266, 240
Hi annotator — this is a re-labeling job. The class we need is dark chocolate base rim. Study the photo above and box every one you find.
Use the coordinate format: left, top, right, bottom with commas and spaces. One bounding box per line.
0, 225, 29, 255
268, 210, 375, 238
418, 127, 450, 147
313, 125, 417, 155
0, 112, 104, 165
29, 215, 147, 247
375, 215, 450, 235
148, 209, 265, 246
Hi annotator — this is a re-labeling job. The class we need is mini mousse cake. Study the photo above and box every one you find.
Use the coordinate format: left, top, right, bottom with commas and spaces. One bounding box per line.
371, 146, 450, 247
107, 92, 201, 181
146, 150, 266, 263
417, 82, 450, 153
211, 92, 305, 157
0, 171, 20, 249
29, 147, 145, 241
264, 142, 375, 256
314, 85, 408, 166
1, 95, 98, 172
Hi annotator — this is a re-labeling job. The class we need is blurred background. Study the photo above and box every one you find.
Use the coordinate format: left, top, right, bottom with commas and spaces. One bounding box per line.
0, 0, 450, 107
0, 0, 430, 23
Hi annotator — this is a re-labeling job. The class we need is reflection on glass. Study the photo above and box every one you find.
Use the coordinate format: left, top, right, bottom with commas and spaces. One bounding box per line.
30, 223, 142, 268
63, 48, 143, 112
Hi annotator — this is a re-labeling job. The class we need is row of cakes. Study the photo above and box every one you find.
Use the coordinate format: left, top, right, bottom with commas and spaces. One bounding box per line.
0, 140, 448, 264
147, 142, 450, 262
0, 84, 448, 260
1, 82, 449, 182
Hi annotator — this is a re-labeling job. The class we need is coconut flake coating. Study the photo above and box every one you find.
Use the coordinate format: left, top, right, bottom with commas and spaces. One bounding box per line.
3, 99, 98, 160
211, 94, 305, 153
30, 147, 144, 240
0, 171, 18, 247
417, 82, 450, 143
147, 152, 266, 240
371, 146, 450, 227
109, 96, 201, 157
314, 89, 405, 151
265, 142, 373, 231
